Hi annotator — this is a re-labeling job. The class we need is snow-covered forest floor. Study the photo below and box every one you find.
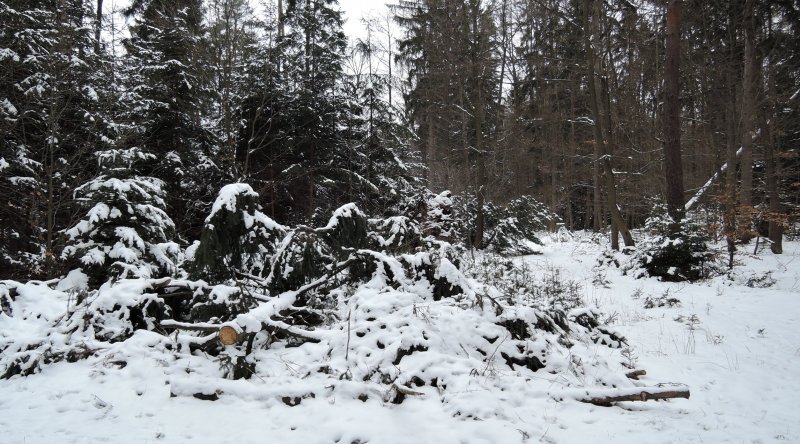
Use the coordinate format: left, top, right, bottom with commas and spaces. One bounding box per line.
2, 232, 798, 444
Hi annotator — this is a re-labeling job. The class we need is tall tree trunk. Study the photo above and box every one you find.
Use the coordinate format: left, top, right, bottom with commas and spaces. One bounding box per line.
764, 71, 783, 254
95, 0, 103, 54
740, 0, 756, 209
583, 0, 634, 250
474, 91, 486, 248
738, 0, 756, 242
723, 3, 739, 268
592, 146, 602, 231
663, 0, 685, 233
471, 1, 487, 248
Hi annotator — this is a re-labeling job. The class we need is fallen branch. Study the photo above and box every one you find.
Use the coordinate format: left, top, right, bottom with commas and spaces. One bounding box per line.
685, 147, 743, 211
263, 320, 322, 343
160, 320, 231, 332
157, 291, 195, 299
576, 384, 690, 406
235, 271, 270, 286
147, 277, 173, 290
293, 256, 359, 297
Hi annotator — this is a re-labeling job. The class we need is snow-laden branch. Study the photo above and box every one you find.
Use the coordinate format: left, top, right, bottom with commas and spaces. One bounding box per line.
685, 147, 743, 212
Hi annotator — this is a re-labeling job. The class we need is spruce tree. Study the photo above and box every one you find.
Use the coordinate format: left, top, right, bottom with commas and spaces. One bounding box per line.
0, 0, 112, 276
239, 0, 351, 223
190, 183, 286, 283
63, 148, 178, 285
122, 0, 219, 237
207, 0, 263, 176
240, 0, 414, 223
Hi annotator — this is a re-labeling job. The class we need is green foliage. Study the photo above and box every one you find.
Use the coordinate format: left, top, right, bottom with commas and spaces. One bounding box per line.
0, 0, 113, 277
191, 184, 285, 283
267, 204, 367, 294
267, 229, 335, 295
637, 209, 711, 282
421, 191, 558, 254
489, 196, 561, 255
321, 204, 369, 256
122, 0, 219, 236
368, 216, 423, 253
63, 148, 178, 285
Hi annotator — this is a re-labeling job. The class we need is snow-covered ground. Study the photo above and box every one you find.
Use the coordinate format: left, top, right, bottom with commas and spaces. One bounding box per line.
2, 234, 798, 444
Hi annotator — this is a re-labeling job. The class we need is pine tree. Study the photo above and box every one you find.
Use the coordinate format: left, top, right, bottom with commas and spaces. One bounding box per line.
394, 0, 498, 246
207, 0, 263, 176
346, 24, 418, 216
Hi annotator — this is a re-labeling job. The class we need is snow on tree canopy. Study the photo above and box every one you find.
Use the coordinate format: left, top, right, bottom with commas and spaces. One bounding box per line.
191, 183, 286, 283
62, 148, 178, 285
206, 183, 261, 223
1, 211, 634, 416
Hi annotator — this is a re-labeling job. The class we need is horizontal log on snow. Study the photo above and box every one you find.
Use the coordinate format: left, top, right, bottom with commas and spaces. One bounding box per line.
262, 321, 323, 343
147, 277, 174, 289
575, 384, 690, 406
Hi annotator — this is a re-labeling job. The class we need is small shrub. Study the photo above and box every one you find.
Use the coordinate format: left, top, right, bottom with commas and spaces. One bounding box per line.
636, 208, 711, 282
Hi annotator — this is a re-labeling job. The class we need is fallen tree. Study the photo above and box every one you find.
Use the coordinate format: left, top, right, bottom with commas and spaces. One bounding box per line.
1, 191, 691, 416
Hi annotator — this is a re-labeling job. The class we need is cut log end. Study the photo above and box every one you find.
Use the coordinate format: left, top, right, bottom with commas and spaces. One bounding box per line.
218, 326, 240, 345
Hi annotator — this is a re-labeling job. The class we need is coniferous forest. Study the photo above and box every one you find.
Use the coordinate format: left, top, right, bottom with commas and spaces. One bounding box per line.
1, 1, 799, 442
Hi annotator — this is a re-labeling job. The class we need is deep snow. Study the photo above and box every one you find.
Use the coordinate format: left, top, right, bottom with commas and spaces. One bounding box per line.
1, 233, 798, 444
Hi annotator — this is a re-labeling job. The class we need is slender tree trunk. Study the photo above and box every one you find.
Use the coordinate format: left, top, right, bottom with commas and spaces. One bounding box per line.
471, 1, 486, 248
459, 81, 470, 191
724, 4, 739, 268
385, 13, 393, 107
764, 72, 783, 253
496, 0, 508, 106
584, 0, 634, 250
278, 0, 284, 40
663, 0, 685, 233
425, 112, 434, 184
95, 0, 103, 54
474, 93, 486, 248
592, 147, 602, 231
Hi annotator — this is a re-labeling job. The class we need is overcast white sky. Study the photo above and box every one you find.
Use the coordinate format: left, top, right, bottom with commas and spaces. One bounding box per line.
105, 0, 389, 43
338, 0, 389, 41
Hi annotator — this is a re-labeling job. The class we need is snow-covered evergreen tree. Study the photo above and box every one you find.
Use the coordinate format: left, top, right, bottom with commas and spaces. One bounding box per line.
206, 0, 263, 177
189, 183, 286, 283
345, 31, 419, 216
63, 148, 178, 284
121, 0, 219, 236
0, 0, 113, 276
238, 0, 415, 223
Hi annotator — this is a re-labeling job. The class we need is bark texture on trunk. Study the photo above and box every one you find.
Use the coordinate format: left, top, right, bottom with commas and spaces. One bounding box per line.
663, 0, 685, 233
